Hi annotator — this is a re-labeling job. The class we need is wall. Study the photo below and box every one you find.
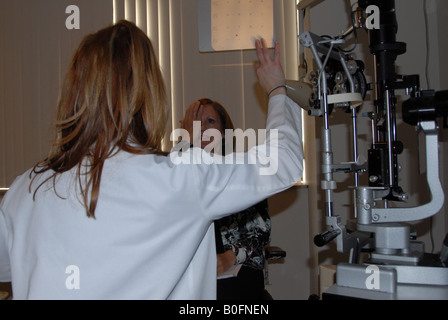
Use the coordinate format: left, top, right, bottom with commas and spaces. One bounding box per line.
0, 0, 114, 188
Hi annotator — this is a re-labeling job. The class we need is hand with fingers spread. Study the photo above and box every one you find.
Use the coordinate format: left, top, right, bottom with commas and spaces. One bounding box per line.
255, 38, 286, 98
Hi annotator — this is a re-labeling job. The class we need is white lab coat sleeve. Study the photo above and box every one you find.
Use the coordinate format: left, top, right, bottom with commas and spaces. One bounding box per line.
191, 94, 303, 221
0, 208, 11, 282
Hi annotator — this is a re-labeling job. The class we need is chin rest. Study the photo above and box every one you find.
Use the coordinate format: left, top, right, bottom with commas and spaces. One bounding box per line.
264, 246, 286, 260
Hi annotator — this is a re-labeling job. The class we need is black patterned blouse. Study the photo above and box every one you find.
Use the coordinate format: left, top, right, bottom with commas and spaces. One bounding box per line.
215, 199, 271, 271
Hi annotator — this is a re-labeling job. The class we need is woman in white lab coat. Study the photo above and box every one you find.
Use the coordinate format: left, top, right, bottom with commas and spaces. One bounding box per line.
0, 20, 303, 299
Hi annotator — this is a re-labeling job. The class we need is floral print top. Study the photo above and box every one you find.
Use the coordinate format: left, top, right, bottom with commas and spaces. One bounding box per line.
215, 199, 271, 270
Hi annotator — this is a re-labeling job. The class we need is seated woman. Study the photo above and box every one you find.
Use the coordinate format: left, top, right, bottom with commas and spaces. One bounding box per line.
179, 98, 271, 300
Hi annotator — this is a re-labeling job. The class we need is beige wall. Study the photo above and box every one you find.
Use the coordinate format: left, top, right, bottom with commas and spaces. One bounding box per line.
0, 0, 114, 187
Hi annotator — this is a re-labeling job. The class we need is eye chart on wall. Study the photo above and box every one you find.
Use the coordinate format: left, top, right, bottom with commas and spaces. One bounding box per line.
198, 0, 275, 52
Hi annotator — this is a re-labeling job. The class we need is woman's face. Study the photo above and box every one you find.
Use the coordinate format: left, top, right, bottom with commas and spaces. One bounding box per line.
198, 104, 224, 150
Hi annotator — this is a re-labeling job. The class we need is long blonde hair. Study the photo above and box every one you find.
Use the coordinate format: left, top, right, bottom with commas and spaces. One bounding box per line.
31, 20, 168, 218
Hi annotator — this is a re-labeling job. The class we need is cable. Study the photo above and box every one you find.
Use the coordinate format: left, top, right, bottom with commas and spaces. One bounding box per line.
338, 1, 360, 54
